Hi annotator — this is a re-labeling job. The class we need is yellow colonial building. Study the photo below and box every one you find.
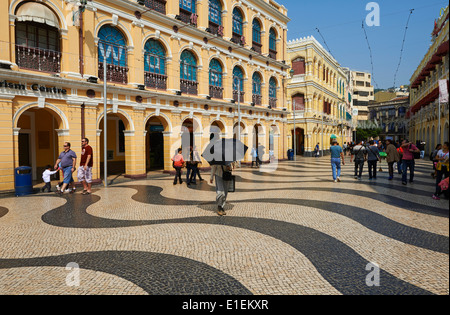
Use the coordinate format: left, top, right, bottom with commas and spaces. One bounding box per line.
0, 0, 291, 192
409, 6, 449, 154
286, 36, 353, 156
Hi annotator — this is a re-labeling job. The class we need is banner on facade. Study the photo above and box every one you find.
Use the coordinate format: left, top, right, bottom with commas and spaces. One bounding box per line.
439, 79, 448, 103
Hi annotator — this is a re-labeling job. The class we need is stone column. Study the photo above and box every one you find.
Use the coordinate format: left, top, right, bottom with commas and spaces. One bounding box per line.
0, 96, 15, 191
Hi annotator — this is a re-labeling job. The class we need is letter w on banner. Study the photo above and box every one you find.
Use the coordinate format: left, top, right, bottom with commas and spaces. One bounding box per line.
439, 79, 449, 103
99, 42, 124, 66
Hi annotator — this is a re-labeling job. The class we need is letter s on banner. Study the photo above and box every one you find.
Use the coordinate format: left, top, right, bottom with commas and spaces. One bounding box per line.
366, 2, 380, 27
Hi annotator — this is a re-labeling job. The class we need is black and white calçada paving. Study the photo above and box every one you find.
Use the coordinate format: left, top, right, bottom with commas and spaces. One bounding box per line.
0, 157, 448, 295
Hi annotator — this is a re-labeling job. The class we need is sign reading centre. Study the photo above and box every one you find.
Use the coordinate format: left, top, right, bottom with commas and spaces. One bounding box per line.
0, 80, 67, 95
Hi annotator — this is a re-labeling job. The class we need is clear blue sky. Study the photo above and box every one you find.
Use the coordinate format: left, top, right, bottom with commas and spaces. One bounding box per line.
280, 0, 448, 89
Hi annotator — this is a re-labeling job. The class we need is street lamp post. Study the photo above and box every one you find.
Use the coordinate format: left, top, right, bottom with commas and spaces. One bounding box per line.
321, 114, 324, 157
289, 69, 296, 161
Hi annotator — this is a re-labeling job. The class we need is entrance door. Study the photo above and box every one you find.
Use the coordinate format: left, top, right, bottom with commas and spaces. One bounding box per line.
292, 128, 304, 155
18, 133, 31, 167
147, 129, 164, 170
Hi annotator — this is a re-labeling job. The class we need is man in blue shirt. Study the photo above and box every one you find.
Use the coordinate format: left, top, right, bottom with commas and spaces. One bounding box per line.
54, 142, 77, 195
330, 141, 345, 182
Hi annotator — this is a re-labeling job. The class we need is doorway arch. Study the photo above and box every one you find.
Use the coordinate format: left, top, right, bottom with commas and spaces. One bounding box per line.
97, 109, 134, 176
14, 103, 67, 182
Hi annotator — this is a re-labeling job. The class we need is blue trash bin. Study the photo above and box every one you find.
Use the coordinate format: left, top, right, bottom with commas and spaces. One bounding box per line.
15, 166, 33, 197
288, 149, 294, 160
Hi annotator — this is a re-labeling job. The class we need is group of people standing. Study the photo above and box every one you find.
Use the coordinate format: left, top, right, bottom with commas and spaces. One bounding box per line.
171, 146, 204, 186
41, 138, 93, 196
330, 138, 449, 201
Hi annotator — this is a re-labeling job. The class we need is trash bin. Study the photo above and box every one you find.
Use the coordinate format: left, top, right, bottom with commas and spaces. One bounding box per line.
287, 149, 294, 160
15, 166, 33, 197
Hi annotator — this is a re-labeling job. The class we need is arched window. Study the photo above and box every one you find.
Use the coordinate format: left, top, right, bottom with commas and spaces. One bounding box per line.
209, 59, 223, 87
232, 8, 244, 36
252, 72, 262, 95
252, 19, 262, 44
179, 0, 197, 25
292, 94, 305, 111
180, 0, 196, 13
209, 59, 223, 99
144, 39, 166, 74
252, 19, 262, 53
180, 50, 198, 95
269, 78, 277, 98
15, 2, 61, 72
209, 0, 222, 25
98, 25, 128, 84
292, 57, 305, 75
252, 72, 262, 105
269, 28, 277, 59
233, 66, 245, 102
144, 39, 167, 90
269, 77, 277, 108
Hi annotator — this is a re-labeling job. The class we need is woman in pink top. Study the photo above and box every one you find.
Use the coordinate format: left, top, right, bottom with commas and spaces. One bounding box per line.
172, 148, 185, 185
400, 140, 420, 185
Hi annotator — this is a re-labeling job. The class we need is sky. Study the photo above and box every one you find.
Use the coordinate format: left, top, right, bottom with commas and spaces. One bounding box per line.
279, 0, 448, 89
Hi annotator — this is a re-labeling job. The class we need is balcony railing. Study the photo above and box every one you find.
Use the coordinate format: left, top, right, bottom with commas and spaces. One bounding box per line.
207, 21, 224, 37
180, 79, 198, 95
231, 33, 245, 46
252, 94, 262, 106
143, 0, 166, 15
98, 62, 129, 84
269, 97, 277, 108
145, 72, 167, 90
233, 90, 245, 102
252, 42, 262, 54
177, 9, 197, 26
15, 45, 61, 73
209, 85, 223, 99
269, 49, 277, 60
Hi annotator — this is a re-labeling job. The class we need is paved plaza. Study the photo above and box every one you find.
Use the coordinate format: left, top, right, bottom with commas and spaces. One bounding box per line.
0, 157, 448, 295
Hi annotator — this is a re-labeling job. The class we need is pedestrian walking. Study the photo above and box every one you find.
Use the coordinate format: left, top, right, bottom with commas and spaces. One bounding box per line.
385, 139, 400, 180
433, 142, 450, 200
400, 140, 420, 185
172, 148, 185, 185
78, 138, 93, 195
251, 146, 258, 167
41, 165, 59, 193
186, 146, 194, 186
257, 143, 265, 166
396, 145, 404, 174
210, 162, 235, 216
330, 140, 345, 182
350, 140, 367, 180
367, 140, 381, 180
54, 142, 77, 195
430, 144, 442, 178
189, 146, 203, 183
419, 141, 426, 159
314, 143, 320, 158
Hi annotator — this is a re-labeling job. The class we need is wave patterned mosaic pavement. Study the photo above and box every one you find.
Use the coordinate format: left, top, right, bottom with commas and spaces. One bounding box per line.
0, 158, 448, 295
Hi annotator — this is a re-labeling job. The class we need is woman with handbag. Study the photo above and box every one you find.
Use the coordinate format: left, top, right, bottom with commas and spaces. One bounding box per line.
210, 162, 235, 216
433, 142, 450, 200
